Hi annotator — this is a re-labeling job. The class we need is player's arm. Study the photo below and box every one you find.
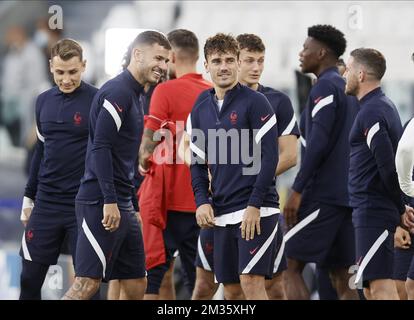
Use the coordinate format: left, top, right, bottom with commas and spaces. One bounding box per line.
275, 95, 299, 176
92, 92, 130, 232
277, 136, 297, 176
365, 113, 406, 215
396, 118, 414, 197
138, 128, 159, 173
291, 80, 336, 193
188, 110, 214, 228
178, 130, 191, 167
242, 94, 278, 240
138, 86, 169, 172
21, 97, 44, 226
284, 80, 336, 228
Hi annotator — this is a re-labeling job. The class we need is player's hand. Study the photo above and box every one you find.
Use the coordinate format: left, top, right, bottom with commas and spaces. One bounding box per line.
102, 203, 121, 232
138, 164, 150, 176
196, 204, 215, 228
394, 226, 411, 249
21, 196, 34, 227
284, 190, 302, 229
401, 205, 414, 232
135, 211, 142, 226
241, 206, 261, 241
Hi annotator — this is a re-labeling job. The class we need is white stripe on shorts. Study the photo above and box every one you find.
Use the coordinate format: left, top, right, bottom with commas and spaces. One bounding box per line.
242, 220, 279, 274
197, 236, 212, 271
354, 229, 389, 285
82, 218, 107, 278
284, 209, 320, 242
21, 232, 32, 261
273, 236, 286, 273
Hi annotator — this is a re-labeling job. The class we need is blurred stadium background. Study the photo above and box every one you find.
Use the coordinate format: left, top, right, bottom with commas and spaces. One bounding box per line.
0, 0, 413, 299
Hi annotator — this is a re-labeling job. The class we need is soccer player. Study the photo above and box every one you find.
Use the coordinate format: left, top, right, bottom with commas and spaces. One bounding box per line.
19, 39, 98, 300
346, 48, 414, 299
62, 31, 171, 300
138, 29, 211, 299
392, 117, 414, 300
283, 25, 359, 300
392, 225, 412, 300
236, 33, 299, 300
395, 104, 414, 300
189, 33, 299, 301
189, 33, 279, 300
106, 50, 169, 301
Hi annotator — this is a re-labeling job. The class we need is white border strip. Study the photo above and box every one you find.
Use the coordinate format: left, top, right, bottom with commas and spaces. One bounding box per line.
215, 207, 280, 227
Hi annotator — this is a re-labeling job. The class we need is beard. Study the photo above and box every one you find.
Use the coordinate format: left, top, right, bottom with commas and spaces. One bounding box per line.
139, 65, 163, 85
345, 80, 358, 96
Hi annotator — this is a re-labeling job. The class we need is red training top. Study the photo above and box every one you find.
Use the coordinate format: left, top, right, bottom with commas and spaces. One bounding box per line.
145, 73, 212, 212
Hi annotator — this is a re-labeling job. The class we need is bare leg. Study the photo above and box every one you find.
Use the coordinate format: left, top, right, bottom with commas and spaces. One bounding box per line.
265, 271, 287, 300
367, 279, 399, 300
405, 278, 414, 300
159, 260, 176, 300
329, 268, 359, 300
62, 277, 100, 300
119, 278, 147, 300
223, 283, 245, 300
107, 280, 121, 300
395, 280, 407, 300
285, 258, 309, 300
144, 293, 159, 300
192, 267, 219, 300
240, 274, 268, 300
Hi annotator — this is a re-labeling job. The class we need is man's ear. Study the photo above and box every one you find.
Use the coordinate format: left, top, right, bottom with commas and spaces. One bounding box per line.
204, 60, 209, 73
171, 51, 177, 64
359, 69, 366, 83
133, 47, 143, 63
81, 59, 86, 72
49, 59, 53, 73
319, 47, 328, 60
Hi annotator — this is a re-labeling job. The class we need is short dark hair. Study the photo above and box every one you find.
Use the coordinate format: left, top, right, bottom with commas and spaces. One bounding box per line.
122, 30, 171, 70
204, 33, 239, 60
167, 29, 199, 61
308, 24, 346, 58
50, 38, 83, 61
350, 48, 386, 80
236, 33, 265, 52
